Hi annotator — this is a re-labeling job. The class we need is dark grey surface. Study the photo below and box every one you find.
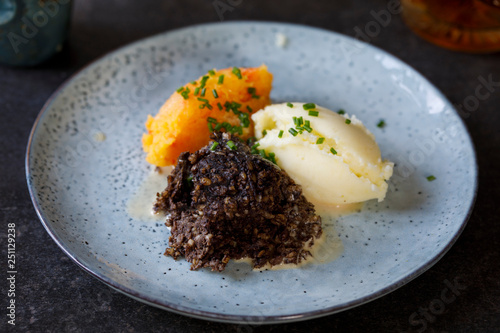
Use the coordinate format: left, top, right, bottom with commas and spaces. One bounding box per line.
1, 0, 499, 332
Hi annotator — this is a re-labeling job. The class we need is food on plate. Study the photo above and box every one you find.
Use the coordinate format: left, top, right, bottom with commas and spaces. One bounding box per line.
153, 132, 322, 272
142, 65, 273, 166
252, 103, 394, 205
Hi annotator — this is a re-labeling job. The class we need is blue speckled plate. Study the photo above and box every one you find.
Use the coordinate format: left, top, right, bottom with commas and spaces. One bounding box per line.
26, 22, 477, 324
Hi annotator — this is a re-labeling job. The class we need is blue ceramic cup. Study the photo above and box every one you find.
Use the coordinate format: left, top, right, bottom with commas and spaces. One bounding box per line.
0, 0, 72, 66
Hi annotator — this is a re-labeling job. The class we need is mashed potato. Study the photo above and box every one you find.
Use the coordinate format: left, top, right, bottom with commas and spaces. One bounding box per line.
252, 103, 393, 205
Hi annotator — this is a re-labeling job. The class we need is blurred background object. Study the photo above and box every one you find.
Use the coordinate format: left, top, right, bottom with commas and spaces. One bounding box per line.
0, 0, 72, 66
401, 0, 500, 53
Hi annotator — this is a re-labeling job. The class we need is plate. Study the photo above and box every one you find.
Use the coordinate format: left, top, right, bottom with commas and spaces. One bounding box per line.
26, 22, 477, 324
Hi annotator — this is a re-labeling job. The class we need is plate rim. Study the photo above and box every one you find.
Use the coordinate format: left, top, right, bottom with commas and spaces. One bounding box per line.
25, 20, 479, 324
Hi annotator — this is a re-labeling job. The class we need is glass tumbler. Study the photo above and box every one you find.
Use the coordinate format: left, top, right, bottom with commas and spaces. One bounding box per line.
401, 0, 500, 53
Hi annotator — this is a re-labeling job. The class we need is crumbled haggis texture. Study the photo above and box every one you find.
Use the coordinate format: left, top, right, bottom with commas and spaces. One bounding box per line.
154, 132, 322, 272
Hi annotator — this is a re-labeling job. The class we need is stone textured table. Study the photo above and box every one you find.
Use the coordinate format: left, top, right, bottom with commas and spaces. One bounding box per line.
1, 0, 499, 332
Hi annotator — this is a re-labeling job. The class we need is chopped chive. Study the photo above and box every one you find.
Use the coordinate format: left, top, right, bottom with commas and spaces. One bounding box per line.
232, 67, 242, 79
316, 137, 325, 144
288, 128, 298, 136
426, 175, 436, 181
207, 117, 217, 123
247, 87, 260, 99
200, 75, 209, 88
330, 147, 337, 155
240, 115, 250, 128
337, 109, 345, 115
305, 120, 310, 127
200, 88, 206, 97
208, 122, 214, 132
198, 97, 212, 110
180, 87, 190, 100
246, 137, 257, 145
190, 81, 197, 85
210, 142, 219, 151
297, 116, 304, 126
259, 149, 267, 158
303, 125, 313, 133
268, 152, 276, 160
308, 111, 319, 117
377, 120, 386, 128
214, 123, 223, 131
251, 143, 260, 150
212, 89, 218, 98
345, 119, 351, 124
262, 129, 267, 136
246, 105, 253, 113
293, 117, 298, 126
176, 86, 184, 93
217, 102, 223, 110
218, 75, 224, 84
287, 102, 293, 108
303, 103, 316, 110
208, 69, 216, 76
227, 140, 236, 150
278, 130, 284, 138
194, 87, 200, 96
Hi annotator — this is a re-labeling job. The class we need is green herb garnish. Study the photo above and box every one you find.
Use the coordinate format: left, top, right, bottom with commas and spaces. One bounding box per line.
278, 130, 284, 138
227, 140, 237, 150
426, 175, 436, 181
316, 137, 325, 144
330, 147, 337, 155
232, 67, 242, 79
210, 142, 219, 151
267, 152, 276, 164
287, 102, 293, 108
180, 87, 190, 100
377, 120, 386, 128
198, 97, 212, 110
247, 87, 260, 99
208, 69, 216, 76
308, 111, 319, 117
345, 119, 351, 124
337, 109, 345, 115
200, 75, 209, 89
212, 89, 219, 98
289, 128, 298, 136
238, 112, 250, 128
303, 103, 316, 110
218, 75, 224, 84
